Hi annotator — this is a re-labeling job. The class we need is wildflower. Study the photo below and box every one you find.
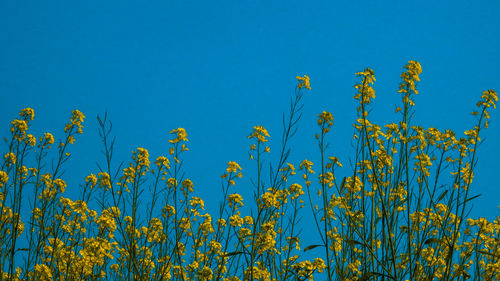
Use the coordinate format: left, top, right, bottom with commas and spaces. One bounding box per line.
477, 89, 498, 109
167, 178, 178, 188
40, 133, 55, 146
230, 213, 244, 227
328, 156, 342, 167
398, 60, 422, 95
0, 170, 8, 187
20, 107, 35, 121
162, 205, 176, 216
85, 173, 97, 186
228, 193, 244, 208
65, 109, 85, 133
226, 161, 242, 173
26, 134, 36, 146
98, 172, 112, 190
155, 156, 170, 169
4, 152, 16, 165
30, 208, 43, 221
189, 196, 204, 210
209, 240, 222, 253
244, 216, 254, 225
260, 191, 280, 208
53, 178, 67, 193
317, 111, 334, 127
299, 159, 315, 174
179, 217, 191, 231
198, 266, 213, 280
296, 75, 311, 90
289, 183, 304, 199
10, 119, 28, 139
169, 128, 188, 143
34, 264, 52, 281
217, 218, 226, 227
248, 126, 270, 143
280, 163, 296, 175
133, 147, 150, 168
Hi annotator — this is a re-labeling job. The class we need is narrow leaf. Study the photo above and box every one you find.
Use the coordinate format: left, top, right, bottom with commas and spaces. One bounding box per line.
344, 239, 364, 246
304, 244, 324, 252
463, 194, 481, 205
437, 190, 448, 202
424, 238, 442, 245
221, 251, 246, 257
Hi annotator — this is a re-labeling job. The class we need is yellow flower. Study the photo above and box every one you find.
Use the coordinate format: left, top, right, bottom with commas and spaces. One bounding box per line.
34, 264, 52, 281
98, 172, 112, 189
133, 147, 150, 168
26, 134, 36, 146
41, 133, 55, 146
228, 193, 244, 208
169, 128, 188, 143
476, 89, 498, 111
0, 170, 9, 187
53, 178, 67, 193
64, 109, 85, 133
398, 60, 422, 95
4, 152, 16, 165
198, 266, 213, 280
299, 159, 315, 174
179, 217, 191, 230
244, 216, 254, 225
182, 179, 194, 192
209, 240, 222, 254
85, 173, 97, 186
189, 196, 204, 209
20, 107, 35, 121
226, 161, 242, 173
230, 213, 244, 227
162, 205, 176, 216
155, 156, 170, 169
248, 126, 270, 143
296, 75, 311, 90
260, 191, 280, 208
167, 178, 178, 188
10, 119, 28, 138
318, 111, 334, 127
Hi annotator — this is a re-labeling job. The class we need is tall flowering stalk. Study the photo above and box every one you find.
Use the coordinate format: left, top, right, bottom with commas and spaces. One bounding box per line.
0, 62, 498, 281
303, 61, 498, 281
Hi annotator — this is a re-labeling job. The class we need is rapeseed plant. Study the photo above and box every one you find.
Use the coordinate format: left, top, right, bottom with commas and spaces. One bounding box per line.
0, 62, 498, 281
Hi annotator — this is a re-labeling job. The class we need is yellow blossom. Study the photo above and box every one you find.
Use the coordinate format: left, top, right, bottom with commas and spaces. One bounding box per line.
248, 126, 270, 143
296, 75, 311, 90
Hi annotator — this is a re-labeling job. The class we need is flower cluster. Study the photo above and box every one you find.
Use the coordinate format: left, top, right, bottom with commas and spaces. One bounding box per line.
296, 75, 311, 90
0, 67, 497, 281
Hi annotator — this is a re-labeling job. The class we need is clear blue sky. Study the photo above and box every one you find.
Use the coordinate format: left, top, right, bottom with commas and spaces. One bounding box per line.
1, 0, 499, 231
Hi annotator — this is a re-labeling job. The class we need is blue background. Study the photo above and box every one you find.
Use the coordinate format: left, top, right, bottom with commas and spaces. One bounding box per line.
1, 0, 499, 236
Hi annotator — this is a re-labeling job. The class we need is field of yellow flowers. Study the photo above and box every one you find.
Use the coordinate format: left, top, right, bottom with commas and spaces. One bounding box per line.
1, 61, 498, 281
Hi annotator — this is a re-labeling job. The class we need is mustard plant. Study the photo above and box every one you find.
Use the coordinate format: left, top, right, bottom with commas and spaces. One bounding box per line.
0, 61, 498, 281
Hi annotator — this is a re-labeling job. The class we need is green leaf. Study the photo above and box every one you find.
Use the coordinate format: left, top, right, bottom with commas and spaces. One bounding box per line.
303, 244, 324, 252
344, 239, 364, 246
358, 272, 376, 281
221, 251, 247, 257
424, 238, 442, 245
436, 190, 448, 202
462, 194, 481, 205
